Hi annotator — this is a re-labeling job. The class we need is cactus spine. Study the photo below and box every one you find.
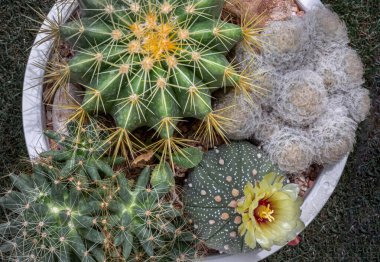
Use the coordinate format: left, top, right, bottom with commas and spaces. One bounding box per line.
0, 157, 198, 261
51, 0, 260, 165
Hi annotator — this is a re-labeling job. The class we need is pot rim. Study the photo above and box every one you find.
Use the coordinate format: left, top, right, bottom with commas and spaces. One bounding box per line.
22, 0, 346, 261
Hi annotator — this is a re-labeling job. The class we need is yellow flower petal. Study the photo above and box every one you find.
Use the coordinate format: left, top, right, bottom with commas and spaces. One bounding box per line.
244, 230, 257, 249
236, 172, 304, 251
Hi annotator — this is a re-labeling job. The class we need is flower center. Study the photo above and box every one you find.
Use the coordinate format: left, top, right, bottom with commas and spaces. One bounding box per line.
254, 200, 275, 223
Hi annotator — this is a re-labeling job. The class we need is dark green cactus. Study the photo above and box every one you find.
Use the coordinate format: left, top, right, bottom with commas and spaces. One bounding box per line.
0, 159, 199, 261
0, 167, 106, 262
183, 142, 284, 253
40, 122, 125, 182
104, 164, 199, 261
55, 0, 259, 162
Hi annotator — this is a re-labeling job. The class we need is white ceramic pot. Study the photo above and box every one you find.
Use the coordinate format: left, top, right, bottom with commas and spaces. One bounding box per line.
22, 0, 347, 261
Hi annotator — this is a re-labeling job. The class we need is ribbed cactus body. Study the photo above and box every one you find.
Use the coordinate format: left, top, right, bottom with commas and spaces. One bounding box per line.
41, 123, 124, 182
183, 142, 283, 254
106, 165, 198, 261
0, 160, 197, 261
59, 0, 246, 146
0, 169, 104, 262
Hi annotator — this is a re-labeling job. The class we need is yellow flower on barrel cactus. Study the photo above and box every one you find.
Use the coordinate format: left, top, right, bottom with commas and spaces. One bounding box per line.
236, 172, 304, 250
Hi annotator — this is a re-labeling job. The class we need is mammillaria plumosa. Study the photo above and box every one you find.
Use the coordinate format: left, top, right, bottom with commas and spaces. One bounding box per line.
214, 6, 370, 173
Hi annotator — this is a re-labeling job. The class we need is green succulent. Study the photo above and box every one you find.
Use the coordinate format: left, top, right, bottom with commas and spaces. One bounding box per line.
0, 167, 106, 262
103, 164, 199, 261
0, 159, 199, 261
54, 0, 259, 163
183, 142, 285, 253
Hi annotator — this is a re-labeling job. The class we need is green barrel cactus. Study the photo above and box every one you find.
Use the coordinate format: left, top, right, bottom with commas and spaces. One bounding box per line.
56, 0, 259, 162
183, 142, 304, 253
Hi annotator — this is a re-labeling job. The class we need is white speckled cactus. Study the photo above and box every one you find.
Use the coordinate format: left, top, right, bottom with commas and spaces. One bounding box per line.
183, 142, 284, 253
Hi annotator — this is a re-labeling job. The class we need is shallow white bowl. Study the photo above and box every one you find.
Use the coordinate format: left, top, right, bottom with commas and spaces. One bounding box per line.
22, 0, 346, 261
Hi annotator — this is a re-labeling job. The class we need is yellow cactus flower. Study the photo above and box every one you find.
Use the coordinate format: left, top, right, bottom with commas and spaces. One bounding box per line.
236, 172, 304, 250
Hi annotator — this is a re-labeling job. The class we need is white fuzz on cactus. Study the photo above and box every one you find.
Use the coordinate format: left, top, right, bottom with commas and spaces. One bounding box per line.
273, 70, 327, 127
258, 17, 312, 72
230, 5, 368, 173
316, 47, 364, 93
264, 128, 315, 174
309, 6, 350, 50
235, 44, 278, 102
345, 87, 371, 123
310, 107, 357, 164
254, 112, 283, 142
213, 90, 262, 140
327, 94, 350, 117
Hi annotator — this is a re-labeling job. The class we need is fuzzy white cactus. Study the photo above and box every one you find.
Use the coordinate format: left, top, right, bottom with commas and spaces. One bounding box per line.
311, 106, 357, 164
213, 90, 262, 140
235, 45, 279, 103
264, 128, 315, 173
220, 5, 367, 174
258, 17, 312, 72
254, 111, 283, 142
309, 7, 350, 50
344, 87, 371, 123
316, 47, 364, 93
273, 70, 327, 126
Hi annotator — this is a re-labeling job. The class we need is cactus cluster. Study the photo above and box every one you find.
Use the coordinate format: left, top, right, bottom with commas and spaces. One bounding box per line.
216, 6, 370, 173
0, 168, 104, 261
51, 0, 261, 164
11, 1, 362, 260
183, 142, 304, 253
0, 127, 199, 261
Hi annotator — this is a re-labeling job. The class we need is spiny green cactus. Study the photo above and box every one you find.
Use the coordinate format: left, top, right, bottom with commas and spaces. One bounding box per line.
183, 142, 285, 253
0, 158, 199, 261
102, 164, 199, 261
0, 167, 105, 262
40, 120, 129, 180
53, 0, 260, 164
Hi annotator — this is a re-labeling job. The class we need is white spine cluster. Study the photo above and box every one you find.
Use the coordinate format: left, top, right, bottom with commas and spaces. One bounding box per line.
214, 90, 262, 140
316, 47, 364, 93
235, 45, 279, 103
273, 70, 327, 127
345, 87, 371, 123
227, 6, 369, 173
264, 128, 315, 173
308, 7, 350, 51
311, 106, 357, 164
259, 17, 312, 72
254, 112, 283, 142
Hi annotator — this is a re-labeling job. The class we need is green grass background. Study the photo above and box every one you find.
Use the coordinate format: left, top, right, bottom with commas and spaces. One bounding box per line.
0, 0, 379, 260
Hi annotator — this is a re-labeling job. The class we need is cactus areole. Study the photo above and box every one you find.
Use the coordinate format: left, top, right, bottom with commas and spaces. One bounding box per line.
183, 142, 287, 253
59, 0, 253, 158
